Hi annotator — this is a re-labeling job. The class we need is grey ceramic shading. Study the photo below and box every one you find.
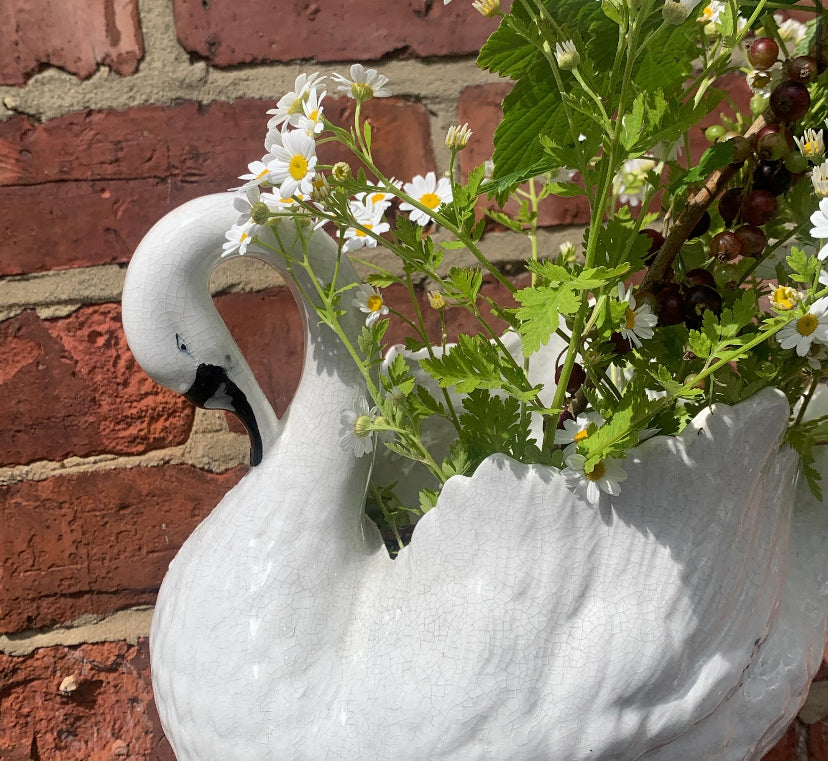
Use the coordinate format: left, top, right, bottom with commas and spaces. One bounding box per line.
122, 193, 828, 761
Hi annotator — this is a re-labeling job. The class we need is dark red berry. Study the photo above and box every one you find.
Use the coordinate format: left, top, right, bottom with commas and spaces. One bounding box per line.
609, 331, 632, 355
710, 231, 742, 261
688, 211, 711, 239
770, 81, 811, 123
685, 268, 716, 288
748, 38, 779, 70
734, 224, 767, 257
684, 284, 722, 329
741, 189, 778, 226
752, 161, 792, 196
555, 362, 586, 393
640, 228, 665, 265
718, 188, 743, 226
656, 283, 685, 326
786, 56, 817, 84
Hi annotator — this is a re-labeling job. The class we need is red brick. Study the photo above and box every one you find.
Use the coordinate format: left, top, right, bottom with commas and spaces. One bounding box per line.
214, 287, 303, 419
0, 305, 194, 467
761, 722, 797, 761
811, 716, 828, 761
172, 0, 498, 67
0, 0, 143, 86
0, 464, 244, 633
457, 83, 591, 228
0, 640, 174, 761
0, 98, 435, 276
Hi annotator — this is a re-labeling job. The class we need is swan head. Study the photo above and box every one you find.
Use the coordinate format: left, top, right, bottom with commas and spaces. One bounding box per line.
122, 196, 273, 466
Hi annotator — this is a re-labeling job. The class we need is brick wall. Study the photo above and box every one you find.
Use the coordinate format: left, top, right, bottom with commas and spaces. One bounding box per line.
0, 1, 825, 759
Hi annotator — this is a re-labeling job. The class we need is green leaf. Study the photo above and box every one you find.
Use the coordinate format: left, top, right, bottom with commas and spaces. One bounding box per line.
788, 246, 820, 285
418, 334, 504, 393
649, 364, 704, 400
444, 266, 483, 305
514, 283, 580, 356
669, 140, 734, 195
621, 93, 645, 151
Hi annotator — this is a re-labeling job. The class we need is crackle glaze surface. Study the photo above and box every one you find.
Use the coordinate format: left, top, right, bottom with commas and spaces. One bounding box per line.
122, 194, 828, 761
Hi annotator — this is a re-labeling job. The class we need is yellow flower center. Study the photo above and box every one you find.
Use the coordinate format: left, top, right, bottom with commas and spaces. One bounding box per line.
771, 286, 798, 311
370, 192, 386, 205
573, 428, 590, 443
702, 4, 714, 18
308, 109, 319, 122
797, 313, 819, 337
256, 168, 269, 180
351, 82, 374, 100
240, 232, 249, 243
366, 294, 384, 313
353, 414, 372, 438
585, 461, 606, 482
289, 154, 309, 180
625, 307, 637, 330
420, 192, 441, 209
355, 223, 374, 238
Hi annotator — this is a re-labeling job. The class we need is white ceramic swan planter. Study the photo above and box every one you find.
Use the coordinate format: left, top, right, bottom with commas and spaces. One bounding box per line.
122, 193, 828, 761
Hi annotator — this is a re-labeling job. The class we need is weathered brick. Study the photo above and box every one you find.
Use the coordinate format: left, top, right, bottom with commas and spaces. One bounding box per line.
761, 723, 797, 761
0, 640, 173, 761
0, 98, 435, 276
0, 305, 193, 467
0, 0, 143, 86
811, 716, 828, 761
457, 83, 591, 228
172, 0, 498, 67
0, 465, 244, 633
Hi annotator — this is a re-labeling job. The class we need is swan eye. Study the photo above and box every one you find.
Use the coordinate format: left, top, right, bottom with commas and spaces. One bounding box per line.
176, 333, 190, 355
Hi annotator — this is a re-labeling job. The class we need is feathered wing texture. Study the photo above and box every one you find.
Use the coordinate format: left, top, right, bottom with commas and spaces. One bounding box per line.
126, 193, 827, 761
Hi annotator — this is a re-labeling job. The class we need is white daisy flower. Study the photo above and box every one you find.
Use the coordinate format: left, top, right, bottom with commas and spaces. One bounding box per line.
264, 126, 285, 154
266, 73, 326, 130
266, 129, 318, 199
554, 412, 604, 457
233, 160, 272, 191
343, 201, 391, 252
776, 13, 807, 49
297, 88, 326, 137
562, 453, 627, 505
777, 297, 828, 356
339, 398, 377, 457
613, 158, 656, 207
746, 62, 783, 98
811, 161, 828, 200
618, 283, 658, 348
769, 285, 801, 312
810, 197, 828, 259
222, 222, 257, 256
233, 185, 266, 226
355, 182, 399, 212
352, 283, 390, 326
554, 40, 580, 71
332, 64, 391, 101
697, 1, 724, 24
795, 129, 825, 163
400, 171, 453, 226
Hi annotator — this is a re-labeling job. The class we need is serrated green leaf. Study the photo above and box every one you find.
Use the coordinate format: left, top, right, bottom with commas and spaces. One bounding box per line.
669, 140, 734, 195
621, 93, 645, 151
514, 283, 580, 356
688, 328, 713, 360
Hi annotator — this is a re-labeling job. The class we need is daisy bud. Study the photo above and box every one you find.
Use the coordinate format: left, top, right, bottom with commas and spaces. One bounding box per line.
251, 201, 273, 225
445, 123, 473, 151
471, 0, 500, 16
662, 0, 690, 25
427, 290, 447, 310
554, 40, 580, 71
353, 413, 374, 438
332, 161, 352, 182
